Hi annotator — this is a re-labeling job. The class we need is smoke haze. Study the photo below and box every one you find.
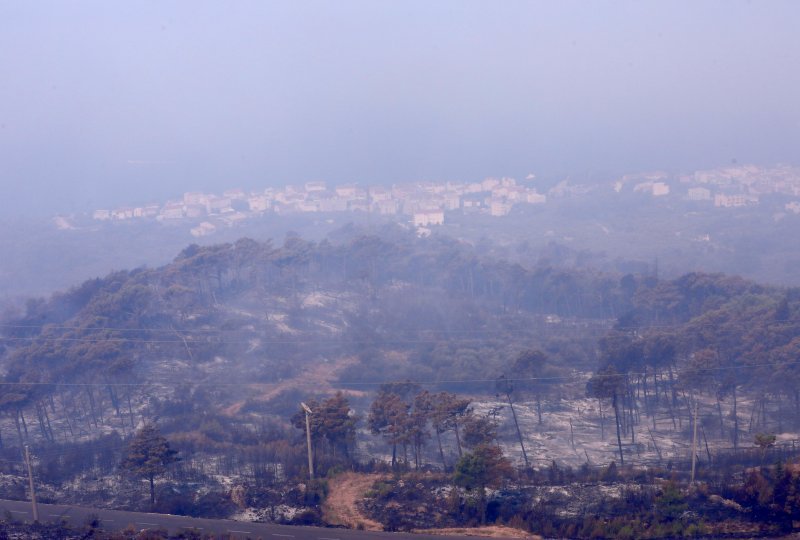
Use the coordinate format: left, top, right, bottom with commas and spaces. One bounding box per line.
1, 1, 799, 215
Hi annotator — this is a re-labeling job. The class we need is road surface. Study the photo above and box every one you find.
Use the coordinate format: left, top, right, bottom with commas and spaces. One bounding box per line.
0, 498, 461, 539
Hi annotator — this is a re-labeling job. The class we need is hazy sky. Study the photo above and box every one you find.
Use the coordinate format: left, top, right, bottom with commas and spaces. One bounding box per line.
1, 1, 799, 215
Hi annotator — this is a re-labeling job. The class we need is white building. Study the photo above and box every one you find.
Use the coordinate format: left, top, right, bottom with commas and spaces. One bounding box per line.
111, 207, 134, 220
481, 178, 501, 191
297, 200, 320, 212
184, 204, 206, 218
223, 188, 246, 200
206, 197, 233, 214
526, 191, 547, 204
412, 210, 445, 227
714, 193, 759, 208
349, 199, 370, 212
490, 199, 513, 216
183, 192, 209, 205
687, 187, 712, 201
441, 193, 461, 210
633, 181, 670, 196
190, 221, 216, 237
652, 182, 670, 196
785, 201, 800, 214
248, 196, 271, 212
160, 204, 184, 219
336, 184, 358, 198
373, 199, 399, 215
369, 186, 392, 201
318, 198, 349, 212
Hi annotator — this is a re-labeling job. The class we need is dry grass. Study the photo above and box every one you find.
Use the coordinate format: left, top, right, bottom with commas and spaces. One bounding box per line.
219, 356, 361, 417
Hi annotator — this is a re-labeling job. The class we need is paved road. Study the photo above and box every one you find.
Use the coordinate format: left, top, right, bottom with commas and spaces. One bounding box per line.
0, 498, 456, 539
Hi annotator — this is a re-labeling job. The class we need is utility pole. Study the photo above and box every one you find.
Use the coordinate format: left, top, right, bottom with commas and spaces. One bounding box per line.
24, 445, 38, 522
301, 402, 314, 480
690, 397, 699, 485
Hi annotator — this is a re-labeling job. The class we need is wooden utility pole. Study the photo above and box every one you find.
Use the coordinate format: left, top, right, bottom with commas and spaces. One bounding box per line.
690, 398, 699, 485
301, 402, 314, 480
24, 445, 38, 522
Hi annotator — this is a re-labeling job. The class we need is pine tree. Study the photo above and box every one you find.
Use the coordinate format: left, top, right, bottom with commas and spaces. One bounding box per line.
120, 424, 179, 507
453, 444, 513, 524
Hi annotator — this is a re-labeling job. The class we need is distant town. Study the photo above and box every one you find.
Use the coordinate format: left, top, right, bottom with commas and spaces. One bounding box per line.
79, 163, 800, 238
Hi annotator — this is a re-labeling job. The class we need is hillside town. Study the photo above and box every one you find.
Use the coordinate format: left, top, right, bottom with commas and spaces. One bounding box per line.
91, 176, 547, 237
86, 163, 800, 237
618, 163, 800, 208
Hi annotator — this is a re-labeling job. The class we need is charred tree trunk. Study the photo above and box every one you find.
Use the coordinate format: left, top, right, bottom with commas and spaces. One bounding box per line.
107, 385, 121, 417
436, 428, 447, 471
127, 392, 136, 429
668, 366, 679, 407
506, 393, 529, 468
613, 391, 624, 466
35, 402, 50, 442
13, 411, 24, 447
794, 390, 800, 421
598, 399, 605, 441
667, 389, 677, 431
63, 412, 75, 439
536, 394, 543, 426
41, 402, 55, 442
748, 399, 758, 433
653, 369, 659, 406
86, 388, 99, 428
732, 385, 739, 451
453, 421, 463, 458
702, 426, 712, 463
19, 410, 29, 440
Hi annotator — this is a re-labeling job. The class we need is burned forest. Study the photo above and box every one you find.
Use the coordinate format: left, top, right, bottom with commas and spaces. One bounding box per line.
2, 225, 800, 537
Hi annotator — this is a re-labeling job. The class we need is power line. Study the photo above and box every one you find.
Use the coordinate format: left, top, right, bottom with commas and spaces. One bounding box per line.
0, 323, 219, 334
0, 330, 606, 345
0, 324, 783, 346
2, 316, 798, 347
0, 357, 794, 389
1, 336, 196, 344
3, 317, 799, 335
0, 321, 613, 334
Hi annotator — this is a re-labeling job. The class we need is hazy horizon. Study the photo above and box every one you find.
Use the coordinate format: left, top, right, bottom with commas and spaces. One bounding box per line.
2, 1, 799, 216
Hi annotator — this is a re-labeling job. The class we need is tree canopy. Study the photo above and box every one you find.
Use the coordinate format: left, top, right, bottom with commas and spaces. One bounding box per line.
120, 424, 179, 506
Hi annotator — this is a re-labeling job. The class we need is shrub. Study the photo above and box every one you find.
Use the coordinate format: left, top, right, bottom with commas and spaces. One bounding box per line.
290, 509, 323, 526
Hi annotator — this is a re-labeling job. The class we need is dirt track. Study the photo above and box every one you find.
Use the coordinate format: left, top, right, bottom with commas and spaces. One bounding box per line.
415, 527, 541, 539
322, 472, 385, 531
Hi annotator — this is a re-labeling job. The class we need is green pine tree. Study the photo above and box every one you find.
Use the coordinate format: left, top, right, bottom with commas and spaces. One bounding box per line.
120, 424, 179, 507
